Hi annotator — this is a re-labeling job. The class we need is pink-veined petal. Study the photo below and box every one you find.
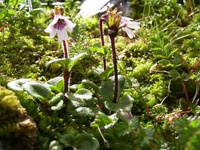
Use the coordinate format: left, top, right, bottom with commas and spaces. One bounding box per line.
122, 26, 135, 39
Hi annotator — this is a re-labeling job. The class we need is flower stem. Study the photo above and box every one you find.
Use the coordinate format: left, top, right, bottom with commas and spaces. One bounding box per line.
99, 19, 106, 70
109, 36, 118, 103
62, 40, 70, 94
97, 127, 109, 148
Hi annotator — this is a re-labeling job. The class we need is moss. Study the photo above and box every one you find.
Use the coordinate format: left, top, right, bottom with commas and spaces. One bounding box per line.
0, 86, 37, 150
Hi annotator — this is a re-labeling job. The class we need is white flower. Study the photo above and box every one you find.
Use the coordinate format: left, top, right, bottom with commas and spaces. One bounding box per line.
120, 17, 140, 38
45, 14, 76, 42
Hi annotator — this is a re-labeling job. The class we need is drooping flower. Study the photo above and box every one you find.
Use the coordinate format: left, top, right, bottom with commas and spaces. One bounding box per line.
45, 6, 76, 42
120, 17, 140, 38
100, 7, 140, 38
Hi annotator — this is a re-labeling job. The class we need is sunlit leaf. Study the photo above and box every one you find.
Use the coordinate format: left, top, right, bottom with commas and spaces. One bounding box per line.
68, 53, 86, 71
99, 80, 114, 100
75, 88, 93, 100
49, 140, 62, 150
46, 53, 86, 71
47, 77, 63, 86
110, 75, 126, 94
7, 79, 35, 91
100, 67, 114, 79
66, 92, 85, 107
46, 77, 64, 92
104, 95, 134, 111
51, 100, 64, 111
49, 93, 63, 105
79, 79, 99, 94
22, 82, 51, 100
46, 58, 70, 70
75, 107, 94, 116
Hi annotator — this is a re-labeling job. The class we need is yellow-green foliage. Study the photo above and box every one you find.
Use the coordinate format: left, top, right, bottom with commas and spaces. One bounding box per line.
0, 86, 37, 149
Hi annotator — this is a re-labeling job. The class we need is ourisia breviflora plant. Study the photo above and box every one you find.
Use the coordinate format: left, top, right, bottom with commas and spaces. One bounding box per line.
45, 6, 76, 94
99, 7, 140, 102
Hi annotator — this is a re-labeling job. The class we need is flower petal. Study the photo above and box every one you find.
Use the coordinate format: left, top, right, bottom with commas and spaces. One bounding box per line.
57, 29, 68, 42
64, 19, 76, 33
44, 25, 56, 38
121, 16, 132, 22
49, 15, 60, 26
126, 21, 140, 30
122, 27, 135, 39
121, 16, 140, 30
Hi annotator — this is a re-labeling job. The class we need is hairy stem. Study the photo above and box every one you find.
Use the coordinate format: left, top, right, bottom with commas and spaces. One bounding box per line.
110, 36, 118, 103
62, 40, 70, 94
99, 19, 106, 70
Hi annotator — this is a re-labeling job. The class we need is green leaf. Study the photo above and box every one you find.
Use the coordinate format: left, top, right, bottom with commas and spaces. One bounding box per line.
75, 107, 94, 117
51, 100, 64, 111
76, 133, 99, 150
55, 80, 65, 92
22, 82, 51, 100
68, 53, 86, 71
100, 67, 114, 79
91, 113, 118, 129
174, 116, 200, 148
47, 77, 64, 92
29, 8, 44, 16
49, 93, 63, 105
46, 58, 70, 70
99, 80, 114, 100
104, 95, 134, 112
79, 79, 99, 94
96, 47, 106, 56
49, 140, 62, 150
116, 117, 139, 136
47, 77, 63, 86
74, 88, 93, 100
0, 11, 4, 19
110, 75, 126, 94
170, 69, 180, 79
7, 79, 35, 91
66, 92, 85, 107
93, 68, 114, 80
7, 9, 15, 15
59, 134, 76, 147
46, 53, 86, 71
